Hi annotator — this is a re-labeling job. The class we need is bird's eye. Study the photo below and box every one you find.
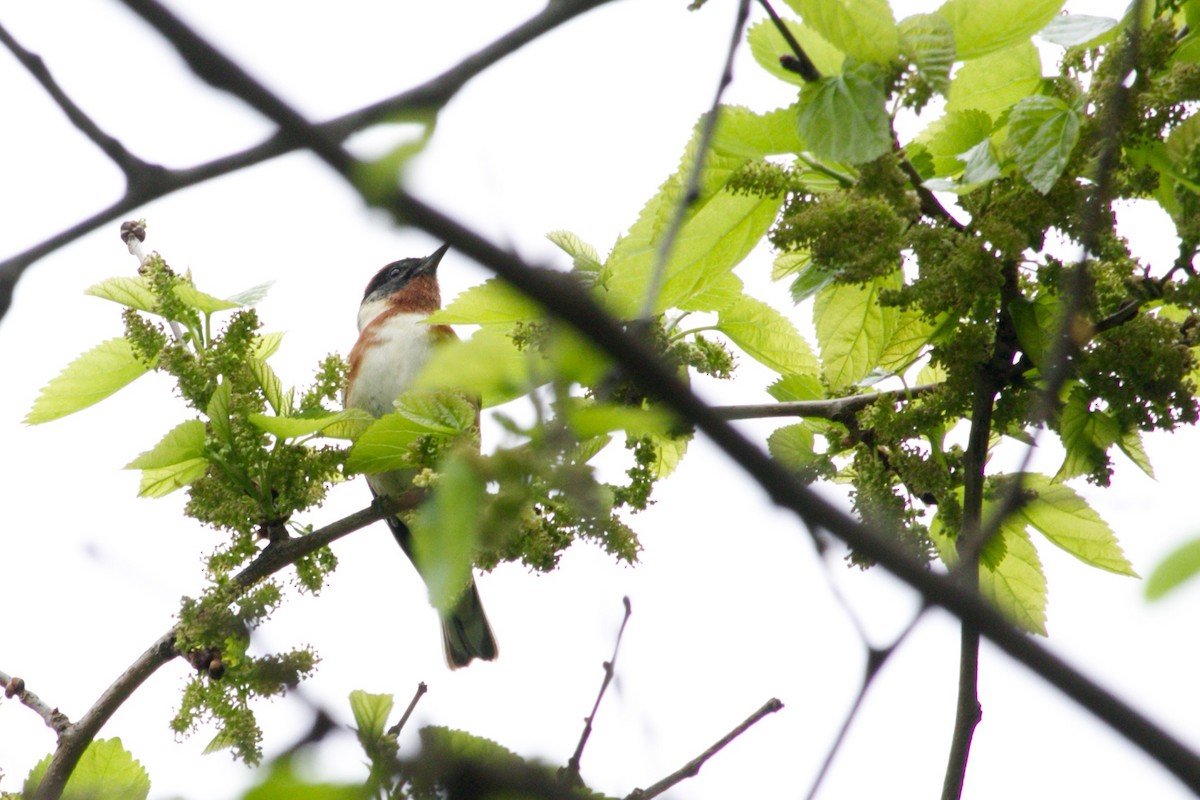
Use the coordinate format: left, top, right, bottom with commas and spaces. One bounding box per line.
389, 267, 403, 280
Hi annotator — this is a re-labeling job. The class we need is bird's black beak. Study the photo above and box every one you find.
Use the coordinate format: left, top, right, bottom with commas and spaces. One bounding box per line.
422, 243, 451, 274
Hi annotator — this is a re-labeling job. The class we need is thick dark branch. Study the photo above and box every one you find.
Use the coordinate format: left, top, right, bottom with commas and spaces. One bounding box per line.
32, 495, 406, 800
626, 698, 784, 800
0, 0, 617, 320
379, 189, 1200, 793
561, 597, 632, 788
0, 671, 71, 734
755, 0, 820, 81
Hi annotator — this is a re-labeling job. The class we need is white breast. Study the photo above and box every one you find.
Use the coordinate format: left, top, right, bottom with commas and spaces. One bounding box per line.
345, 312, 434, 418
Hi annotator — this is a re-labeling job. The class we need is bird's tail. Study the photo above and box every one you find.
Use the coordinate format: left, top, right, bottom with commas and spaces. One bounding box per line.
441, 578, 498, 669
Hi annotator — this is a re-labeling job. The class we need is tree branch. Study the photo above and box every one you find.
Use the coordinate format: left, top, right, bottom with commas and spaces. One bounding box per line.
0, 672, 72, 734
714, 384, 938, 421
560, 596, 632, 788
0, 0, 618, 320
32, 494, 408, 800
625, 698, 784, 800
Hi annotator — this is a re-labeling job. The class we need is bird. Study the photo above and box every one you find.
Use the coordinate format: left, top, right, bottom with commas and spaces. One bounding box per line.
344, 243, 498, 668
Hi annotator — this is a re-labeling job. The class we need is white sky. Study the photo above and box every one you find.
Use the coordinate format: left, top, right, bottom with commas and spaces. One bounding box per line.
3, 1, 1199, 799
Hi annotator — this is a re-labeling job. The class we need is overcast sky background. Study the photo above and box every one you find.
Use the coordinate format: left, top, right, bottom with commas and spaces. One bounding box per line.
3, 1, 1199, 798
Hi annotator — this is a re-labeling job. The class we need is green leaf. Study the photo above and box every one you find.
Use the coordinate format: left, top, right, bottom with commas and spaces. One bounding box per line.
26, 337, 151, 424
345, 413, 437, 474
747, 17, 843, 85
426, 278, 542, 325
785, 0, 900, 64
249, 409, 373, 440
978, 523, 1048, 635
173, 282, 240, 314
1007, 95, 1081, 194
709, 105, 807, 158
813, 272, 900, 389
768, 422, 819, 470
1015, 473, 1137, 576
563, 402, 677, 438
415, 325, 542, 408
349, 690, 394, 746
137, 459, 209, 498
877, 308, 935, 372
252, 331, 285, 360
394, 391, 477, 434
788, 258, 834, 303
767, 373, 826, 401
207, 379, 232, 445
647, 431, 691, 480
679, 271, 745, 313
84, 276, 158, 312
1038, 14, 1118, 47
717, 294, 819, 375
547, 230, 603, 274
772, 250, 812, 281
352, 110, 438, 207
412, 454, 485, 612
945, 40, 1042, 117
937, 0, 1065, 60
1009, 292, 1062, 369
899, 13, 956, 96
226, 281, 274, 307
1146, 537, 1200, 600
126, 420, 206, 470
1116, 429, 1155, 480
247, 358, 286, 415
917, 109, 994, 177
25, 738, 150, 800
796, 67, 892, 164
1055, 387, 1119, 482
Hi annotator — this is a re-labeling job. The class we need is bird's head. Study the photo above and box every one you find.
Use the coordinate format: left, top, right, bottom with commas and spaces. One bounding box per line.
357, 243, 450, 330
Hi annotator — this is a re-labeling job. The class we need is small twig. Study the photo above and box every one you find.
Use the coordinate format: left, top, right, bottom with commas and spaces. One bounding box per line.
804, 611, 926, 800
637, 0, 751, 321
625, 698, 784, 800
0, 22, 168, 188
714, 384, 938, 421
388, 682, 429, 738
560, 596, 632, 787
0, 671, 72, 734
32, 494, 410, 800
755, 0, 820, 81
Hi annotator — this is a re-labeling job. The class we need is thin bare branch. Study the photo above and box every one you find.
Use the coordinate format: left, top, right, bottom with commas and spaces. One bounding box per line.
0, 671, 71, 734
626, 698, 784, 800
638, 0, 752, 321
714, 384, 938, 421
560, 596, 633, 788
388, 682, 429, 738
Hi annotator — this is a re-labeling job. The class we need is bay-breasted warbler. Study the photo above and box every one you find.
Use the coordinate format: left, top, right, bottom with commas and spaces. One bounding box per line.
344, 244, 497, 668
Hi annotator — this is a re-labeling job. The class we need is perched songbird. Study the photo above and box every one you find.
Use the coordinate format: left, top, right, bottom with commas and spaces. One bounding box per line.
345, 244, 498, 668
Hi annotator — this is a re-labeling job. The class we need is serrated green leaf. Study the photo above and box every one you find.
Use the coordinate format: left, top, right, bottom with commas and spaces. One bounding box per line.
126, 420, 206, 470
979, 523, 1048, 635
717, 294, 819, 375
137, 458, 209, 498
937, 0, 1064, 60
709, 105, 807, 158
1116, 429, 1155, 479
1010, 293, 1062, 369
249, 409, 372, 440
412, 454, 485, 612
207, 379, 232, 445
945, 40, 1042, 117
767, 373, 826, 401
1055, 387, 1119, 481
1038, 13, 1118, 47
1015, 473, 1137, 576
648, 431, 691, 480
427, 278, 542, 325
813, 272, 900, 389
899, 13, 956, 96
226, 281, 274, 306
415, 325, 542, 408
1146, 537, 1200, 600
877, 308, 935, 372
789, 259, 834, 303
247, 358, 286, 415
772, 250, 812, 281
350, 690, 395, 744
785, 0, 900, 64
768, 423, 818, 470
918, 109, 994, 177
1007, 95, 1081, 194
25, 738, 150, 800
26, 337, 152, 424
252, 331, 284, 360
547, 230, 603, 274
395, 391, 477, 434
173, 282, 240, 314
747, 17, 843, 85
345, 413, 435, 474
84, 276, 158, 312
796, 67, 892, 164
